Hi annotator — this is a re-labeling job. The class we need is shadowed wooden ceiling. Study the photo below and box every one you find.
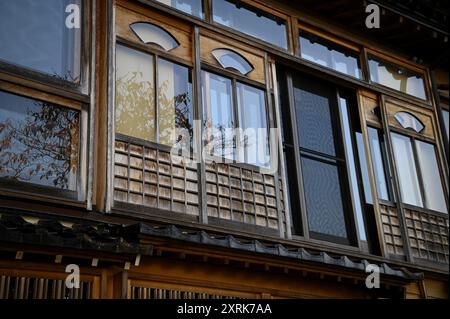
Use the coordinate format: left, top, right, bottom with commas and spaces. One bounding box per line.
280, 0, 449, 68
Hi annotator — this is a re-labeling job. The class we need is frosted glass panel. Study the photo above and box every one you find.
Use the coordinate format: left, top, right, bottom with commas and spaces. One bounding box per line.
391, 133, 423, 207
415, 141, 447, 213
202, 71, 234, 160
237, 83, 268, 167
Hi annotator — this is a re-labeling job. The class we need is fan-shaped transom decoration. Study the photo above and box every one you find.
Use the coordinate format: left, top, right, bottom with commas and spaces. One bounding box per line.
394, 111, 425, 133
130, 22, 180, 51
211, 48, 254, 75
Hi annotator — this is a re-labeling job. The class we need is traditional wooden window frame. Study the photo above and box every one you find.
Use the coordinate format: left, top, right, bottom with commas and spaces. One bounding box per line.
109, 2, 284, 237
278, 68, 364, 251
0, 0, 92, 97
384, 114, 449, 217
109, 2, 205, 225
374, 95, 449, 264
197, 25, 276, 173
365, 125, 396, 207
208, 0, 292, 53
296, 22, 364, 81
137, 0, 435, 110
106, 0, 448, 264
0, 0, 94, 208
431, 71, 450, 167
0, 83, 89, 204
139, 0, 294, 53
439, 101, 449, 157
151, 0, 207, 20
112, 0, 196, 157
364, 48, 432, 106
194, 28, 283, 236
200, 57, 272, 172
114, 36, 195, 153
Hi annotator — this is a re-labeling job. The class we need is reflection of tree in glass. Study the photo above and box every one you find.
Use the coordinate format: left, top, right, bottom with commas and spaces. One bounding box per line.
158, 79, 192, 147
50, 70, 79, 84
115, 71, 155, 141
0, 102, 79, 189
203, 120, 235, 160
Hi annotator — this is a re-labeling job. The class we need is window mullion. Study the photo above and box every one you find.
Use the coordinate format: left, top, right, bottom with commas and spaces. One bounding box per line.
205, 0, 212, 23
299, 147, 345, 163
154, 54, 159, 144
286, 72, 309, 239
232, 78, 241, 163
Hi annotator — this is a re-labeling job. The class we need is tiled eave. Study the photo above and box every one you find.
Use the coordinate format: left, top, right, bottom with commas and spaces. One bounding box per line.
0, 211, 424, 283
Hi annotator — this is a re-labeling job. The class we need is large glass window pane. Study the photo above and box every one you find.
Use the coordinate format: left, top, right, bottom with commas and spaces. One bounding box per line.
156, 0, 204, 19
338, 97, 366, 241
115, 45, 155, 142
301, 157, 348, 239
0, 90, 80, 190
368, 56, 426, 100
237, 83, 269, 167
158, 59, 193, 147
415, 141, 447, 213
202, 71, 234, 160
293, 76, 352, 243
212, 0, 287, 49
299, 32, 361, 79
0, 0, 81, 82
293, 78, 336, 156
391, 132, 423, 207
368, 127, 390, 201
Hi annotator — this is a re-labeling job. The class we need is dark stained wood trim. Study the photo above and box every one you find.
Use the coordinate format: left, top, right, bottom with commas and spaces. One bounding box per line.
379, 95, 413, 262
284, 71, 309, 239
430, 70, 450, 178
194, 26, 208, 225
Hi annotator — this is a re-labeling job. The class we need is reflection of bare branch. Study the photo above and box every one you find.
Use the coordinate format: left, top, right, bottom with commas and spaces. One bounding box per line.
0, 101, 79, 189
203, 121, 235, 159
159, 79, 192, 146
50, 70, 79, 83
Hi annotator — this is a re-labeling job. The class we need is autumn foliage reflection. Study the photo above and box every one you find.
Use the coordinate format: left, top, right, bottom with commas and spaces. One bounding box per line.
0, 93, 80, 190
115, 66, 193, 149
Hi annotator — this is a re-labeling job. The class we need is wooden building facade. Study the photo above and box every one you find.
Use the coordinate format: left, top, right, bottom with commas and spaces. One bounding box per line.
0, 0, 448, 299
